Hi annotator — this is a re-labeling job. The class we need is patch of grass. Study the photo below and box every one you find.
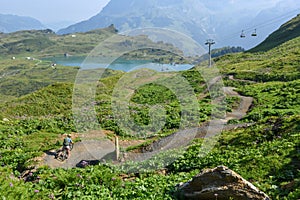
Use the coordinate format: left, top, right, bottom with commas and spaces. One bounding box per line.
216, 36, 300, 82
250, 14, 300, 52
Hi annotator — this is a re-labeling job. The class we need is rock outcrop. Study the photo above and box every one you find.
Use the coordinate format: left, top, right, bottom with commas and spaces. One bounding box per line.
178, 166, 270, 200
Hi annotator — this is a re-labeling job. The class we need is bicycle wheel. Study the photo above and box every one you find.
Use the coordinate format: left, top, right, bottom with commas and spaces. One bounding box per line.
70, 143, 73, 151
57, 149, 66, 161
62, 150, 68, 161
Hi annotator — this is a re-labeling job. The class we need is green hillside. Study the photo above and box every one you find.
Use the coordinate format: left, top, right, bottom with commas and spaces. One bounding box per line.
0, 58, 79, 103
0, 26, 116, 57
0, 25, 186, 103
0, 17, 300, 200
0, 83, 73, 117
215, 35, 300, 82
250, 14, 300, 52
0, 25, 184, 59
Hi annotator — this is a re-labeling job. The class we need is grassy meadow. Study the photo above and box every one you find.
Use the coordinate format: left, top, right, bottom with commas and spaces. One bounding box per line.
0, 18, 299, 199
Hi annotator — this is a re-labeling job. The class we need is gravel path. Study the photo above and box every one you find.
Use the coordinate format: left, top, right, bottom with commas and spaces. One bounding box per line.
43, 131, 116, 169
223, 87, 253, 120
42, 87, 253, 168
124, 87, 253, 162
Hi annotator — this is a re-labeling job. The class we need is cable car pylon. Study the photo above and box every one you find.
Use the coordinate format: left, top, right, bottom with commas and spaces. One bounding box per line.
251, 29, 257, 37
240, 30, 246, 38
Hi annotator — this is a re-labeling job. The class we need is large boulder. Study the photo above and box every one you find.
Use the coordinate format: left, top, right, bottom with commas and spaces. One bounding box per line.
178, 166, 270, 200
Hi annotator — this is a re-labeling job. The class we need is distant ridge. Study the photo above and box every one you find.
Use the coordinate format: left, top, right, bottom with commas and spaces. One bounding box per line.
249, 14, 300, 52
57, 0, 300, 49
0, 25, 118, 56
0, 14, 45, 33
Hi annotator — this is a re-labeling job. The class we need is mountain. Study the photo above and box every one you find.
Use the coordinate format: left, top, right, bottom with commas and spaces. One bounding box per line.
0, 6, 300, 200
57, 0, 235, 45
0, 25, 119, 56
0, 14, 45, 33
0, 25, 183, 61
249, 14, 300, 52
57, 0, 300, 49
45, 20, 76, 32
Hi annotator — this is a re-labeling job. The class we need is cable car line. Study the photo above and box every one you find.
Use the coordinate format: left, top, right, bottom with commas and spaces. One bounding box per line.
220, 8, 300, 42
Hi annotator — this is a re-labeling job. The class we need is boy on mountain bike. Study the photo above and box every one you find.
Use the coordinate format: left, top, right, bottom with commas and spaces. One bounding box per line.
64, 134, 73, 158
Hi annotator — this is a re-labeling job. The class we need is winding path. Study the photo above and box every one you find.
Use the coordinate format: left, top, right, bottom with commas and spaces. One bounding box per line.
42, 87, 253, 168
124, 87, 253, 162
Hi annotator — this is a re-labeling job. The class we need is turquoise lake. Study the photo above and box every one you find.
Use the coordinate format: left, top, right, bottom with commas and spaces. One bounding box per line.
44, 56, 193, 72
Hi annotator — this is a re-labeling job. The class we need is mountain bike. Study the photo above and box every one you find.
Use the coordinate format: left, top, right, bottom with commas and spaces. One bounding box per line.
55, 143, 73, 161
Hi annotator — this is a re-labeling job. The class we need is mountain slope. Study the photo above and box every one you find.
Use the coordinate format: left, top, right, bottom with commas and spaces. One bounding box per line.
0, 25, 182, 59
0, 9, 300, 200
0, 14, 45, 33
57, 0, 212, 42
250, 14, 300, 52
215, 37, 300, 84
0, 25, 186, 102
57, 0, 300, 49
0, 26, 117, 56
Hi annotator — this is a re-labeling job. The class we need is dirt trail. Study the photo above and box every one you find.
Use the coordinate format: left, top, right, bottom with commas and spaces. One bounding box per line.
124, 87, 253, 162
223, 87, 253, 120
43, 131, 113, 168
42, 131, 144, 168
42, 87, 253, 168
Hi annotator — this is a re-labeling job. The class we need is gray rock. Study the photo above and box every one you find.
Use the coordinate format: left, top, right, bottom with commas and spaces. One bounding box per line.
178, 166, 270, 200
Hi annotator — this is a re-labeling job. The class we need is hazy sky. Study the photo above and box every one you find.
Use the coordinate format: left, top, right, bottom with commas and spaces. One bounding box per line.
0, 0, 294, 25
0, 0, 110, 23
